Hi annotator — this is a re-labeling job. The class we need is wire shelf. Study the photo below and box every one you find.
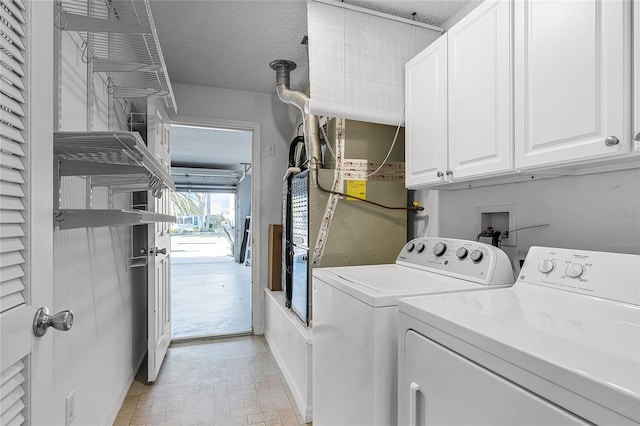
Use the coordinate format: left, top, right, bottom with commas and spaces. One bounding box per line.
56, 0, 176, 112
54, 130, 176, 195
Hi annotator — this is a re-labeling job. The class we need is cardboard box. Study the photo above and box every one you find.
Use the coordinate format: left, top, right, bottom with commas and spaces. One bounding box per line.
268, 224, 283, 291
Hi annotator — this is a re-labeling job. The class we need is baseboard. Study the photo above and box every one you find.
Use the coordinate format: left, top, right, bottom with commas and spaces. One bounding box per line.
105, 345, 147, 426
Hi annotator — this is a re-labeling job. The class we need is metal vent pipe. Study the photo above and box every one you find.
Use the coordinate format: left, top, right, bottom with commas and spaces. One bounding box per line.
269, 60, 322, 173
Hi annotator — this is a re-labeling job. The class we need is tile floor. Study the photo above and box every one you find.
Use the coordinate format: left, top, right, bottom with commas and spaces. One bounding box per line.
114, 336, 310, 426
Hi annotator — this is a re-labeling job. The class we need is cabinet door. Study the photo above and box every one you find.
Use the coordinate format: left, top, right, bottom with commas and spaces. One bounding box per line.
405, 34, 448, 188
634, 0, 640, 151
515, 0, 629, 168
448, 0, 513, 180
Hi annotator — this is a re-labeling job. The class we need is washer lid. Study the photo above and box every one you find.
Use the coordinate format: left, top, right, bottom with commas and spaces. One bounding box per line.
399, 285, 640, 424
312, 264, 503, 307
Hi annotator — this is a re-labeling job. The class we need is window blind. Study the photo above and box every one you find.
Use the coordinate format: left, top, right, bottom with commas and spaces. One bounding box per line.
308, 0, 442, 126
0, 0, 27, 316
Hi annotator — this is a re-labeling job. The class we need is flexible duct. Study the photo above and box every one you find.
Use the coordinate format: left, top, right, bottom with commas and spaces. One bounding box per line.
269, 60, 322, 173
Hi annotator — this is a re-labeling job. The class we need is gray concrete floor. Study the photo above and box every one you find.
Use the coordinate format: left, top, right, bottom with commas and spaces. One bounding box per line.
171, 233, 251, 338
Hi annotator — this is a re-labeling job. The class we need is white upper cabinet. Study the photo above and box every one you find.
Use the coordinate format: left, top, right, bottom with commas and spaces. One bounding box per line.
405, 34, 448, 188
405, 0, 511, 189
447, 0, 512, 180
634, 0, 640, 151
514, 0, 630, 168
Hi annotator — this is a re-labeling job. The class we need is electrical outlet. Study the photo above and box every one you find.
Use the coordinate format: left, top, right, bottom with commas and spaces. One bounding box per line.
65, 391, 75, 426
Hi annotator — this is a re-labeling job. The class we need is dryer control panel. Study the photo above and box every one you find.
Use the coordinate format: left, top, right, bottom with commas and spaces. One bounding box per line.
518, 246, 640, 305
396, 237, 514, 285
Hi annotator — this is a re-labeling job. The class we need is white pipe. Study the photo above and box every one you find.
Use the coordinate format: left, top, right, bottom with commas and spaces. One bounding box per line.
270, 60, 323, 173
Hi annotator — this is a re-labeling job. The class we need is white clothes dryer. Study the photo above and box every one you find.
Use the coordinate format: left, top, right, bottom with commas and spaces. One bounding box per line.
312, 237, 515, 426
398, 246, 640, 425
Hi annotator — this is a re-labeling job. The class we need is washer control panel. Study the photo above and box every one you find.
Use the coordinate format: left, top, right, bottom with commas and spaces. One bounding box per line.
519, 246, 640, 305
396, 237, 514, 285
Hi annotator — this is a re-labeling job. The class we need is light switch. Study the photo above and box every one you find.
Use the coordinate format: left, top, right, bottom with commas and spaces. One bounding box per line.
266, 144, 276, 156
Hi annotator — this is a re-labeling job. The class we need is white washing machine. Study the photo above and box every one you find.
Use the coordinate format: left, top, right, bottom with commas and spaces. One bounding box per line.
312, 237, 515, 426
398, 246, 640, 425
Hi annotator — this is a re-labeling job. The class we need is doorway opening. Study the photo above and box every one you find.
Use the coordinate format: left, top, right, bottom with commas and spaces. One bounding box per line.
169, 124, 253, 339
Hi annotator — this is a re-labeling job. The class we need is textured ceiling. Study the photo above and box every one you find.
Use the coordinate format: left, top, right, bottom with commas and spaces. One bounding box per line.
150, 0, 469, 177
149, 0, 470, 95
150, 0, 310, 94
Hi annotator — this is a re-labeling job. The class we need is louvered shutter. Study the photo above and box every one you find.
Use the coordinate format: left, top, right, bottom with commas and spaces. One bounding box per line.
0, 0, 27, 316
0, 360, 27, 425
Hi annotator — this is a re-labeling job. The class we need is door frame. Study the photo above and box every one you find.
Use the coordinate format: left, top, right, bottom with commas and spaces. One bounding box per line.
168, 115, 262, 334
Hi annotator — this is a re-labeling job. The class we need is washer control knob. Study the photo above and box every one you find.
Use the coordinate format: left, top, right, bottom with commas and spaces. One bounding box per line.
416, 243, 426, 253
565, 263, 585, 278
470, 249, 483, 263
406, 242, 415, 252
538, 259, 555, 274
456, 247, 468, 259
433, 242, 447, 256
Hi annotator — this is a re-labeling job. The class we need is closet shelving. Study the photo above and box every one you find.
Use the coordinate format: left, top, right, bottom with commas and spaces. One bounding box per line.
54, 131, 176, 229
55, 0, 177, 113
54, 209, 175, 230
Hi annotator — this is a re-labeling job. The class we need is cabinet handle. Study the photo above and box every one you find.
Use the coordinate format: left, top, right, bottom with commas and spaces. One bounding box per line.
409, 382, 420, 426
604, 136, 619, 147
436, 171, 444, 178
445, 169, 453, 176
633, 130, 640, 142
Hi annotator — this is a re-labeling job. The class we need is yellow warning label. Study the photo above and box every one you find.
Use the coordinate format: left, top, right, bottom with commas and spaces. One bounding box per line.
346, 180, 366, 201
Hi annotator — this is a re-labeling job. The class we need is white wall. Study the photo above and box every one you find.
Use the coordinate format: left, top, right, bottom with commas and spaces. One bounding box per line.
52, 30, 146, 425
170, 83, 297, 333
413, 169, 640, 272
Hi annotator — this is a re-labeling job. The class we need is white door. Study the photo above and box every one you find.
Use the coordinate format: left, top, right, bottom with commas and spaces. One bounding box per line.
405, 34, 448, 188
447, 0, 512, 180
146, 97, 172, 382
514, 0, 628, 169
634, 0, 640, 151
1, 1, 56, 423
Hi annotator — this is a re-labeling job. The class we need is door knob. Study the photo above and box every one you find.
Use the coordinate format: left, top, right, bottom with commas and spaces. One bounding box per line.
436, 171, 444, 178
445, 169, 453, 176
33, 307, 74, 337
152, 247, 167, 255
633, 130, 640, 142
604, 136, 619, 146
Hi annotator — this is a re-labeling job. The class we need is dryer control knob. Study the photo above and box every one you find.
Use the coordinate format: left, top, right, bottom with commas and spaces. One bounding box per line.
433, 242, 447, 256
416, 243, 426, 253
470, 249, 483, 263
456, 247, 468, 259
538, 259, 555, 274
406, 242, 415, 252
565, 263, 585, 278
